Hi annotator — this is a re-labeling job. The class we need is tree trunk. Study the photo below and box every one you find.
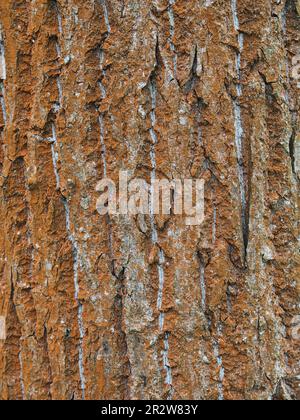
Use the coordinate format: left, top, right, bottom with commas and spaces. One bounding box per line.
0, 0, 299, 400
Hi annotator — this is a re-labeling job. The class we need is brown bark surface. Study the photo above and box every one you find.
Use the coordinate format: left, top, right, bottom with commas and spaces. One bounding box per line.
0, 0, 299, 400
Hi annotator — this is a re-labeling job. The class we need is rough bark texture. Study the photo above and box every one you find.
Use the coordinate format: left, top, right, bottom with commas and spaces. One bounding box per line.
0, 0, 299, 401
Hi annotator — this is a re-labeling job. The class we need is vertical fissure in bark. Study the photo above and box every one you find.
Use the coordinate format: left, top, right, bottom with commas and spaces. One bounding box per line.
112, 266, 132, 399
41, 324, 54, 397
0, 82, 6, 125
50, 0, 63, 36
212, 205, 217, 244
50, 123, 60, 190
56, 77, 63, 110
162, 332, 173, 399
231, 0, 249, 259
184, 46, 199, 94
0, 25, 6, 81
62, 196, 86, 399
167, 0, 177, 79
196, 97, 205, 146
98, 114, 108, 177
98, 113, 119, 303
282, 0, 297, 177
96, 5, 115, 275
212, 323, 225, 401
18, 346, 25, 400
197, 252, 206, 313
54, 35, 62, 57
104, 178, 131, 398
99, 0, 111, 35
5, 274, 23, 400
148, 40, 173, 399
0, 81, 6, 172
226, 285, 233, 314
99, 117, 131, 400
0, 25, 6, 173
95, 3, 112, 263
289, 127, 296, 174
282, 1, 291, 98
98, 49, 107, 99
156, 248, 166, 332
54, 5, 63, 109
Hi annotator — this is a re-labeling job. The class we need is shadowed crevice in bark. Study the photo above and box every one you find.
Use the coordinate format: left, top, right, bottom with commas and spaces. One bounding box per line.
111, 265, 132, 399
2, 272, 23, 400
183, 46, 199, 94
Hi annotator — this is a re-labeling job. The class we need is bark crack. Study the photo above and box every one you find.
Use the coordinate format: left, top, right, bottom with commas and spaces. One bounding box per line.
231, 0, 249, 261
167, 0, 177, 80
148, 46, 174, 400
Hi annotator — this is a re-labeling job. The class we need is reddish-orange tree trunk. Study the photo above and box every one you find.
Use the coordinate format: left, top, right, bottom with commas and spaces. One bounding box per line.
0, 0, 299, 400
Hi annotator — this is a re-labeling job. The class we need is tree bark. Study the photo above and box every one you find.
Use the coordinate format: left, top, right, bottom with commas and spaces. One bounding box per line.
0, 0, 299, 400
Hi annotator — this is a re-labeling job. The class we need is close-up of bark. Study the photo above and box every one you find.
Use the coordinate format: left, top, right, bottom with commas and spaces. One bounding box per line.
0, 0, 299, 401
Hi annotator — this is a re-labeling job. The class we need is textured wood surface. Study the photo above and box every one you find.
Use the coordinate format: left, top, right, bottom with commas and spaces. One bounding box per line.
0, 0, 299, 400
